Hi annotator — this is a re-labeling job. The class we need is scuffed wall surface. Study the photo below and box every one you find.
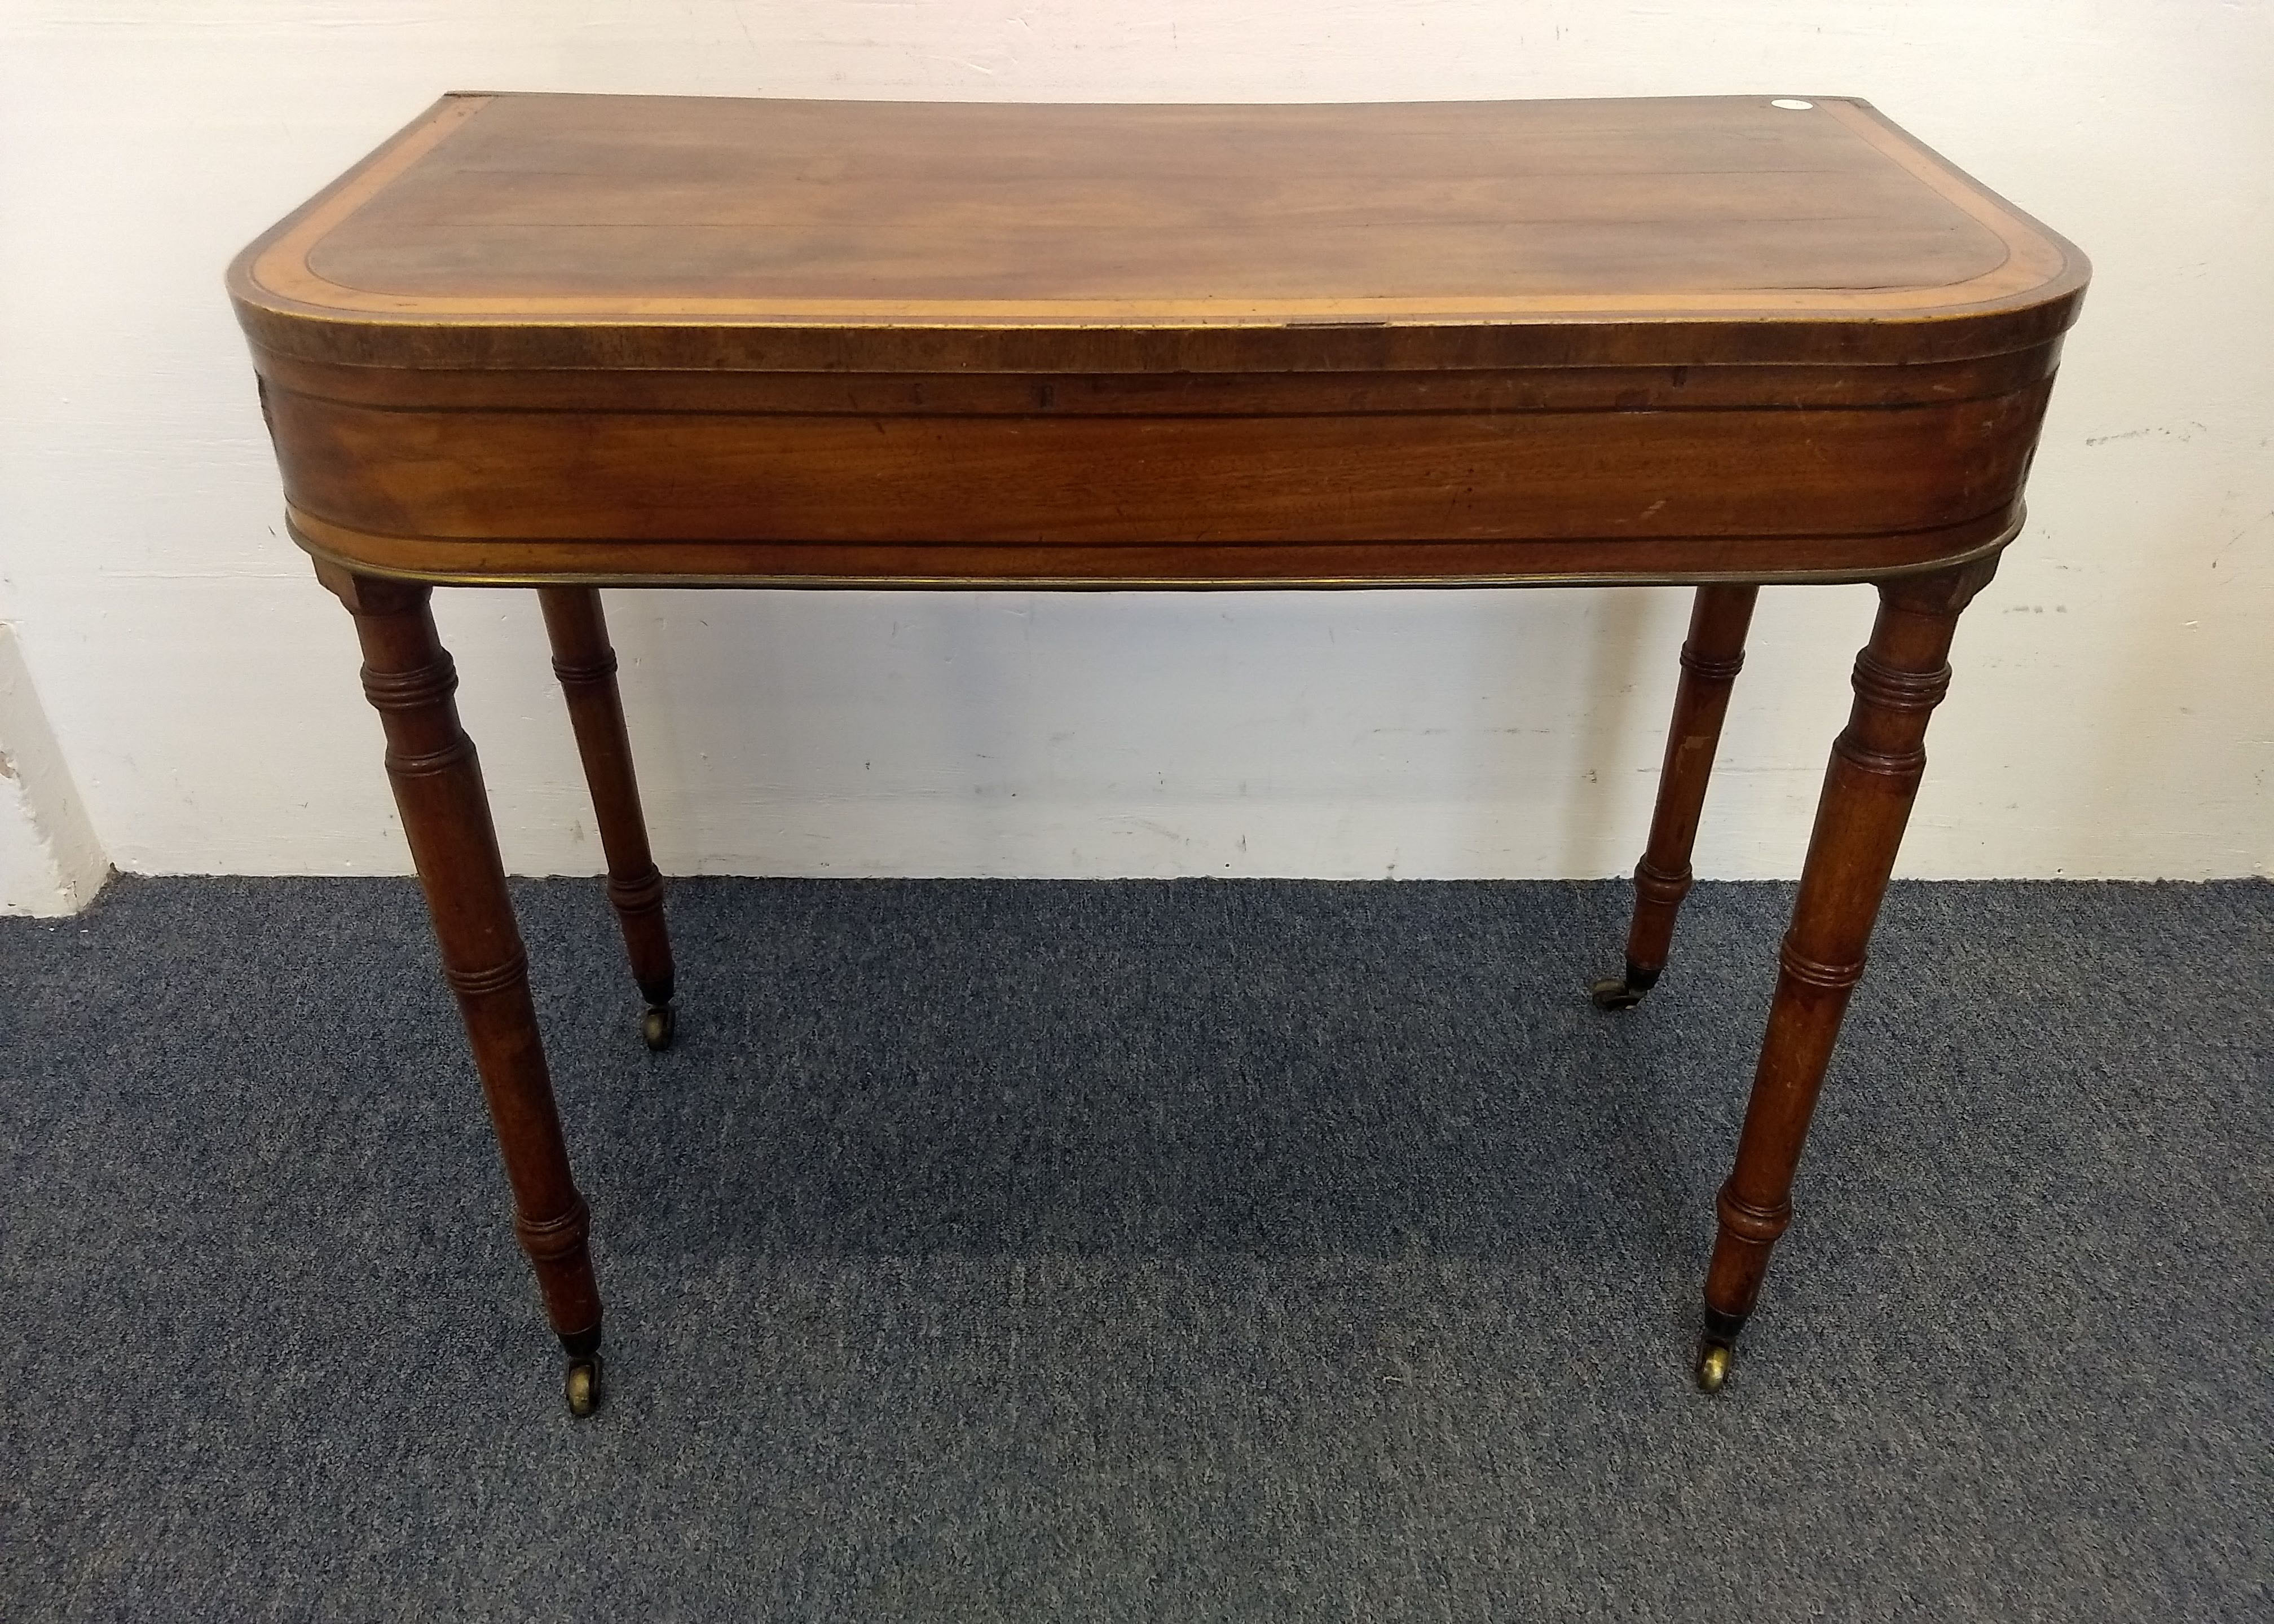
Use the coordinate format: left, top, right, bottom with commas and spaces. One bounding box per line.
0, 624, 109, 914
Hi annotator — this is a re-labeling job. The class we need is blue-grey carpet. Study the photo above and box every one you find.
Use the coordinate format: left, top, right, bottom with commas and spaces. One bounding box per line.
1, 877, 2267, 1621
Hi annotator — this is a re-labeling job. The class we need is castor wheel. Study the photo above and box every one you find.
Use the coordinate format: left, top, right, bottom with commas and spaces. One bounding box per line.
641, 1004, 675, 1051
565, 1353, 605, 1416
1589, 958, 1660, 1011
1590, 976, 1645, 1010
1695, 1340, 1733, 1394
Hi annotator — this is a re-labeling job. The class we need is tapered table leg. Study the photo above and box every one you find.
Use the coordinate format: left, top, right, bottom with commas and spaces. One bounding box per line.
1695, 558, 1998, 1392
537, 587, 678, 1051
319, 563, 606, 1415
1592, 584, 1759, 1009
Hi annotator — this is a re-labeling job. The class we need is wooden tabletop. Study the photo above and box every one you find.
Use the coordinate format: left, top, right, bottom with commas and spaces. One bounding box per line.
231, 93, 2085, 373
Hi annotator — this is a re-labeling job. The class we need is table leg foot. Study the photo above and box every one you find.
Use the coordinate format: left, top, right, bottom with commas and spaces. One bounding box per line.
641, 1003, 676, 1052
1694, 1307, 1746, 1393
1589, 958, 1660, 1011
563, 1348, 605, 1417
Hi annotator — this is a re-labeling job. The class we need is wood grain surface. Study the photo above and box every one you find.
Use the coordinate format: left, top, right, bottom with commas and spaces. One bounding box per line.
231, 92, 2085, 372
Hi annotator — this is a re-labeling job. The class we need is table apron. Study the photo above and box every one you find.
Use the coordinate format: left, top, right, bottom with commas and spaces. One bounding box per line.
262, 374, 2055, 586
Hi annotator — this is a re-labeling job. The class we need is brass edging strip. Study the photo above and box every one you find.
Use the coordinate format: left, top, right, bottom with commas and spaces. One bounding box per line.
284, 511, 2023, 593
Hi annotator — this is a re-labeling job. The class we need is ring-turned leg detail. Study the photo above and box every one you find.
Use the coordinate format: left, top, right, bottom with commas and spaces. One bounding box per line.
538, 586, 678, 1051
1697, 558, 1998, 1388
1592, 584, 1759, 1010
320, 562, 606, 1407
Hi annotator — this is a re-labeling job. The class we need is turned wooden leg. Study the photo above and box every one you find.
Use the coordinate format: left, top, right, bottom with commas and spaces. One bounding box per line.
1592, 584, 1759, 1009
1695, 558, 1999, 1392
319, 563, 606, 1415
537, 587, 678, 1052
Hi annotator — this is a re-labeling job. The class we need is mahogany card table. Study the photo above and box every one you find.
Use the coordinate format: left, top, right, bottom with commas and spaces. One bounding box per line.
230, 92, 2087, 1415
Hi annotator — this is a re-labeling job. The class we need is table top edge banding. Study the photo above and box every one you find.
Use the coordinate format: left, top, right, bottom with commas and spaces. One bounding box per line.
226, 91, 2088, 376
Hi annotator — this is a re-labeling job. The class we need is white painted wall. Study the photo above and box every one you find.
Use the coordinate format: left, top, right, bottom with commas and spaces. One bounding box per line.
1, 1, 2268, 897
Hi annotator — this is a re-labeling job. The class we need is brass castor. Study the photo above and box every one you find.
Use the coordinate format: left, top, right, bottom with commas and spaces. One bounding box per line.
1589, 976, 1645, 1011
641, 1004, 675, 1051
1695, 1340, 1733, 1394
565, 1353, 604, 1416
1589, 958, 1659, 1011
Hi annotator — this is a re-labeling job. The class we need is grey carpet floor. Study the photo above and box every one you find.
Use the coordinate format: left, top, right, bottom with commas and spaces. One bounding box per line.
1, 876, 2267, 1622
